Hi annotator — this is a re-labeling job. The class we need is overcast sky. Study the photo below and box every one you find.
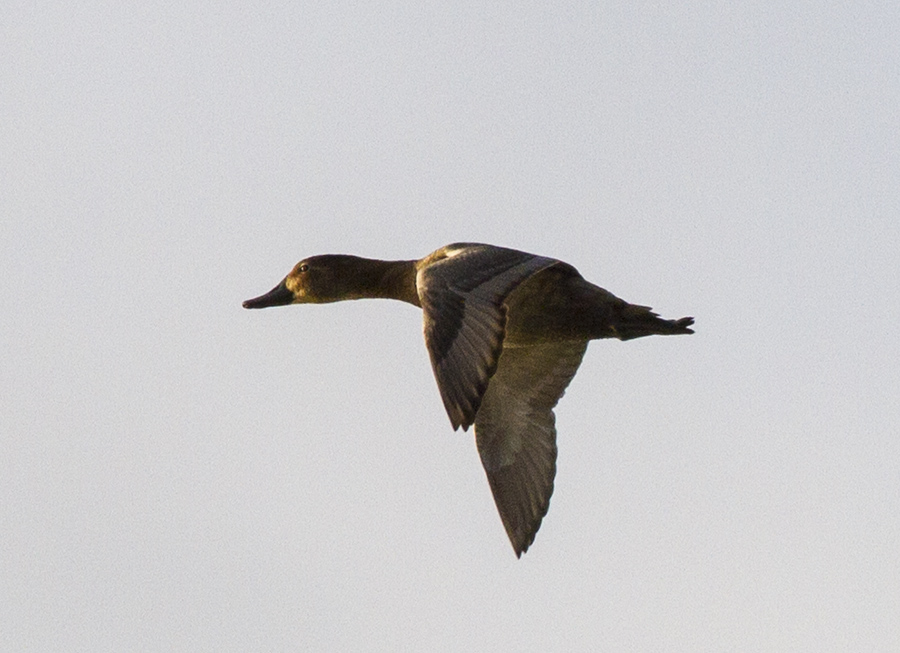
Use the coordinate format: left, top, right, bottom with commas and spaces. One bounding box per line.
3, 2, 899, 650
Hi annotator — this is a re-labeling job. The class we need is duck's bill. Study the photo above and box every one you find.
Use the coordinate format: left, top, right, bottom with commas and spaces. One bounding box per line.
242, 280, 294, 309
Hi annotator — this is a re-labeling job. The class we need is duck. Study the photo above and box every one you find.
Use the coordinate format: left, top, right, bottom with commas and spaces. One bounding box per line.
243, 242, 694, 557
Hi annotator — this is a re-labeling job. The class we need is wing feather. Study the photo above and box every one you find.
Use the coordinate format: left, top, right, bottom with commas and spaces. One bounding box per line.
418, 244, 557, 430
473, 341, 589, 556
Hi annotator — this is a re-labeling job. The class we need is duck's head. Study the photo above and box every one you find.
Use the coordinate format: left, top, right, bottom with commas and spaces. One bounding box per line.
242, 255, 379, 308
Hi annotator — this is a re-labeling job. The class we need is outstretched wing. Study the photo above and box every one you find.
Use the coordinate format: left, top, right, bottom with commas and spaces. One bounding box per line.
473, 340, 588, 557
417, 244, 557, 430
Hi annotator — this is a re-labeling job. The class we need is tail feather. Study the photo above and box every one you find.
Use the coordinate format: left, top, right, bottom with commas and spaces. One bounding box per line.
613, 304, 694, 341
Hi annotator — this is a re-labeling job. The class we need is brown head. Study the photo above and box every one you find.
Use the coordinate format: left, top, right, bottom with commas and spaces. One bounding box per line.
243, 254, 420, 309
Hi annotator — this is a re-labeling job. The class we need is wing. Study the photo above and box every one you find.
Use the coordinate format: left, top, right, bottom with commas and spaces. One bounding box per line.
417, 245, 557, 430
473, 340, 588, 557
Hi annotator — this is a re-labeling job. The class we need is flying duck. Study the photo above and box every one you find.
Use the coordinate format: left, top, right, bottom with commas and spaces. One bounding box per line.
243, 242, 693, 557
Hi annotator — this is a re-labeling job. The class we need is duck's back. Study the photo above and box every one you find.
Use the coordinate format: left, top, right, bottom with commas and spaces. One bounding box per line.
503, 262, 622, 345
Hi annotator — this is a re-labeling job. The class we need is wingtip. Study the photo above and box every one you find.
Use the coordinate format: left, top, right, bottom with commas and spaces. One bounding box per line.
449, 405, 477, 432
510, 530, 536, 558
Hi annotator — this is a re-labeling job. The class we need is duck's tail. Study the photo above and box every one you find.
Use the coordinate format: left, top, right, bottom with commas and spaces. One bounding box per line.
612, 303, 695, 341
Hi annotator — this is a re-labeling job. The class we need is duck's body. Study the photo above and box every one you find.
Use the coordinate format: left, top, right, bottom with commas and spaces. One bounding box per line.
244, 243, 693, 556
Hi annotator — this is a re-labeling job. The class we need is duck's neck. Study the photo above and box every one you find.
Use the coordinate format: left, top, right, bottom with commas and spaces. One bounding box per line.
349, 257, 420, 307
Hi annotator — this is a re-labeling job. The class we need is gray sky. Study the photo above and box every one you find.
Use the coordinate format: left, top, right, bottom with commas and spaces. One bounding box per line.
3, 2, 899, 650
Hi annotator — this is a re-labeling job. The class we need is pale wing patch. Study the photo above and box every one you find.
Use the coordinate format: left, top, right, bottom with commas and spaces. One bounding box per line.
417, 245, 558, 430
474, 340, 588, 557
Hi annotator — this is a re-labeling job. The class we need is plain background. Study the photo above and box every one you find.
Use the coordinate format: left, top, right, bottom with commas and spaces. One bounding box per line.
3, 2, 899, 650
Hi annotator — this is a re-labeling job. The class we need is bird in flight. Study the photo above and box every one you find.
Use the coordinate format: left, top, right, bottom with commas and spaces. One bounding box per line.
244, 242, 693, 557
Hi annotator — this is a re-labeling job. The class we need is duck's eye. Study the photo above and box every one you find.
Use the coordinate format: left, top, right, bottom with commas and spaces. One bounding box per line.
298, 264, 309, 273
